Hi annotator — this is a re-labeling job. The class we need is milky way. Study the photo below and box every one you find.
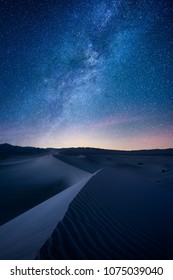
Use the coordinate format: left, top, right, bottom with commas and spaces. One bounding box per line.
0, 0, 173, 149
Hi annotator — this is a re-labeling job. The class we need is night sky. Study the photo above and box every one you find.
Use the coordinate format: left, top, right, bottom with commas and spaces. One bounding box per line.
0, 0, 173, 150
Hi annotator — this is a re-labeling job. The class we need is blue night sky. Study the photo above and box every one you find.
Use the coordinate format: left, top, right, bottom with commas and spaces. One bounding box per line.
0, 0, 173, 150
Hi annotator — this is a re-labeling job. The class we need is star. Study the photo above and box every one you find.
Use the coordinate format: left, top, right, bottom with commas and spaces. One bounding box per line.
0, 0, 172, 149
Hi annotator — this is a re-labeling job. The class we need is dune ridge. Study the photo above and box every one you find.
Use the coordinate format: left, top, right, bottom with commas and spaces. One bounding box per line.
0, 147, 172, 260
0, 171, 96, 260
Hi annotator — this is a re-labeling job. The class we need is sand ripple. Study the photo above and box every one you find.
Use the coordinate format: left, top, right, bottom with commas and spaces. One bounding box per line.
39, 167, 173, 259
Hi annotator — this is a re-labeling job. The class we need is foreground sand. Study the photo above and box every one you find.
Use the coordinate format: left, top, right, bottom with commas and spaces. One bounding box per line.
0, 173, 94, 259
0, 151, 173, 259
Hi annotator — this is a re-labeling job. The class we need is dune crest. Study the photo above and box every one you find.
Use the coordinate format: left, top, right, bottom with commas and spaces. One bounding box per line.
0, 172, 96, 260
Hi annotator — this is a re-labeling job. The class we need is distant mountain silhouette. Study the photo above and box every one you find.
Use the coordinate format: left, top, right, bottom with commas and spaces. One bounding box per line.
0, 143, 173, 158
0, 143, 46, 157
58, 147, 173, 156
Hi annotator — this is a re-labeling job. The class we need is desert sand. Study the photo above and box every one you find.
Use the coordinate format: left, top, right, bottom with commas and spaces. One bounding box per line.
0, 146, 173, 259
0, 154, 89, 225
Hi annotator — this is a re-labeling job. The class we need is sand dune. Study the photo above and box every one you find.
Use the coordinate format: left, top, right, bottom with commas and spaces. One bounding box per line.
0, 154, 89, 225
0, 154, 90, 186
0, 172, 95, 260
0, 147, 172, 260
39, 163, 173, 260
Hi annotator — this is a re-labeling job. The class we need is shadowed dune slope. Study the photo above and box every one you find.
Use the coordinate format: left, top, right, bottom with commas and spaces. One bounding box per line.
0, 155, 90, 225
54, 153, 173, 173
38, 166, 173, 260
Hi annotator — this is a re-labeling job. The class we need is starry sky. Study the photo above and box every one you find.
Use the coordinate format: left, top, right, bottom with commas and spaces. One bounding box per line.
0, 0, 173, 150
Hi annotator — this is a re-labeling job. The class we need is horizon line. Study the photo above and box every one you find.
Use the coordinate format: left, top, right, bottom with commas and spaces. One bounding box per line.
1, 142, 173, 153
